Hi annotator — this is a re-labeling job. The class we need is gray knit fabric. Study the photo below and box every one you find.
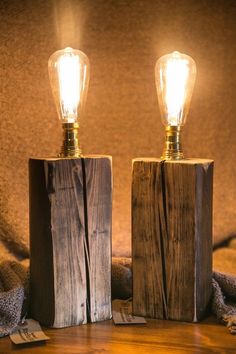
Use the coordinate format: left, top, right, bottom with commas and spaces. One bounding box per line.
212, 272, 236, 334
0, 261, 28, 337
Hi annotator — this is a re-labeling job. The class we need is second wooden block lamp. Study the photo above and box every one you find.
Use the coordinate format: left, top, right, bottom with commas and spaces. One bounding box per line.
29, 48, 112, 327
132, 51, 213, 322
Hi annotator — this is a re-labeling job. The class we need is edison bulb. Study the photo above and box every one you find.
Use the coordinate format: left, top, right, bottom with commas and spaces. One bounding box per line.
155, 51, 196, 127
48, 47, 90, 157
155, 51, 197, 160
48, 47, 90, 124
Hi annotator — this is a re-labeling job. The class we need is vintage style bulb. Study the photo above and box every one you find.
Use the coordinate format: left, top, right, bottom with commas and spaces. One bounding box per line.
48, 47, 90, 157
155, 51, 196, 160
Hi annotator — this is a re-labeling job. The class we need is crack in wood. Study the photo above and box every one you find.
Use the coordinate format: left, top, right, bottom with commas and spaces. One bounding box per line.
132, 158, 213, 322
81, 158, 91, 323
30, 157, 112, 327
159, 160, 168, 319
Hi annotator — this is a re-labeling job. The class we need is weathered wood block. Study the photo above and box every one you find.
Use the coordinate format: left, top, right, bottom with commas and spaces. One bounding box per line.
29, 156, 112, 328
132, 158, 213, 322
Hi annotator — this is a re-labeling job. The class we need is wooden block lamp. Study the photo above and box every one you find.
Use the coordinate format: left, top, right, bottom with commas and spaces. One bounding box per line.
29, 47, 112, 328
132, 51, 213, 322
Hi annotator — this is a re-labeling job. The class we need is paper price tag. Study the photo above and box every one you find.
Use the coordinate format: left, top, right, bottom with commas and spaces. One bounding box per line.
112, 299, 147, 325
10, 319, 50, 345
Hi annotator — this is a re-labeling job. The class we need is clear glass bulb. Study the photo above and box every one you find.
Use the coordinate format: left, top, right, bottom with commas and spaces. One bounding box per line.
48, 47, 90, 123
155, 51, 196, 127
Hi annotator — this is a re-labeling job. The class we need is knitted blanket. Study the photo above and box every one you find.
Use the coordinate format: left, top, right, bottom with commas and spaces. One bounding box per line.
0, 261, 28, 337
0, 240, 236, 337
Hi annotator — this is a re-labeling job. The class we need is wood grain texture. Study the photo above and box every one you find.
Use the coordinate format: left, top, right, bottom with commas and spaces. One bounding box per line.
132, 158, 166, 319
48, 159, 87, 327
132, 158, 213, 322
84, 158, 112, 322
1, 317, 235, 353
29, 156, 112, 328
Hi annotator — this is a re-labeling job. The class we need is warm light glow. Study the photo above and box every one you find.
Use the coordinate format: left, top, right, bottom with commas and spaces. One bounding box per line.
48, 47, 90, 124
155, 51, 196, 127
164, 55, 189, 125
58, 51, 81, 122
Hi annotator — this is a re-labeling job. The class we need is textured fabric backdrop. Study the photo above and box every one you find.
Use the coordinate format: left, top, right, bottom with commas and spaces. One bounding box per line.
1, 0, 236, 258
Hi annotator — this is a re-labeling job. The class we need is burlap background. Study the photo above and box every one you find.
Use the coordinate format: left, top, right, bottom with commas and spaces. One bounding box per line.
1, 0, 236, 258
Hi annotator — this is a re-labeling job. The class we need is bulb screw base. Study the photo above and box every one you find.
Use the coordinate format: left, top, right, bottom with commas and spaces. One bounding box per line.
162, 126, 184, 160
60, 122, 81, 158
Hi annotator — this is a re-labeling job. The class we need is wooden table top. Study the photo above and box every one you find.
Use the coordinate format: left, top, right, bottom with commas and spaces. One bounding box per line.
1, 317, 235, 353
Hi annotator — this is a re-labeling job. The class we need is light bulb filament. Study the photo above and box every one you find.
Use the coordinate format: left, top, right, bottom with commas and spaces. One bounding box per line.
164, 57, 189, 125
58, 51, 81, 122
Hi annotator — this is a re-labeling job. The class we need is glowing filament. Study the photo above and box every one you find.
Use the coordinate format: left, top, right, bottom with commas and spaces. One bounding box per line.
164, 58, 189, 125
58, 53, 81, 122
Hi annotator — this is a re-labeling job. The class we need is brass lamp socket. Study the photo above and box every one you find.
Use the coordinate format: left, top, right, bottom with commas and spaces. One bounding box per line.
60, 122, 81, 158
162, 125, 184, 160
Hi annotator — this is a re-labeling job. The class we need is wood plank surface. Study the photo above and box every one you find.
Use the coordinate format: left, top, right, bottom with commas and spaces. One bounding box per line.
132, 158, 213, 322
48, 159, 87, 327
84, 157, 112, 322
132, 159, 166, 318
1, 317, 235, 353
163, 160, 213, 322
195, 161, 213, 320
29, 156, 112, 328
